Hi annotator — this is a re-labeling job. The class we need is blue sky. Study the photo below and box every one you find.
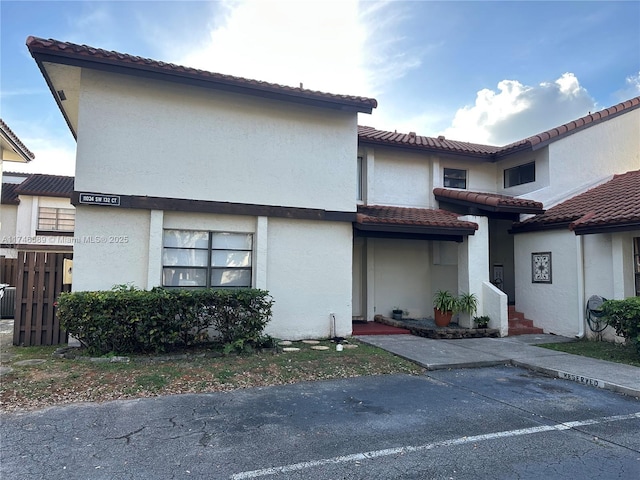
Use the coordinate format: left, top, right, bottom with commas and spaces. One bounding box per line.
1, 0, 639, 175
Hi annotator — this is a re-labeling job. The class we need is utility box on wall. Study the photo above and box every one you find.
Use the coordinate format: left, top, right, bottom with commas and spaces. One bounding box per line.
63, 259, 73, 285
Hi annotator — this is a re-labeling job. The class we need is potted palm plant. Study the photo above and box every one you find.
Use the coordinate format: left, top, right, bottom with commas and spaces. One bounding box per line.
433, 290, 457, 327
457, 292, 478, 318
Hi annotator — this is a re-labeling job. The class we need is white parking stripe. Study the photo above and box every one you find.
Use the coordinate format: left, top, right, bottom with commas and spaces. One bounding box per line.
230, 411, 640, 479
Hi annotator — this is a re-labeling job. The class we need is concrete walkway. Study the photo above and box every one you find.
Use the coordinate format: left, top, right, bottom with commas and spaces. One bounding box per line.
357, 333, 640, 398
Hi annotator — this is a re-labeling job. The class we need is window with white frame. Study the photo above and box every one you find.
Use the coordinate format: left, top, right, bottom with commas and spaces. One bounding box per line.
504, 162, 535, 187
443, 168, 467, 189
162, 230, 253, 288
37, 207, 75, 232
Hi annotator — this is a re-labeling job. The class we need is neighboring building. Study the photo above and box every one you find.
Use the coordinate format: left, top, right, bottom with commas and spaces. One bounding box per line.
0, 173, 75, 259
0, 120, 34, 233
26, 36, 640, 340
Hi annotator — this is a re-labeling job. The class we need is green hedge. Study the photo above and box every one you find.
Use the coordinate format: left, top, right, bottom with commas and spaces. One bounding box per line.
56, 286, 274, 355
602, 296, 640, 354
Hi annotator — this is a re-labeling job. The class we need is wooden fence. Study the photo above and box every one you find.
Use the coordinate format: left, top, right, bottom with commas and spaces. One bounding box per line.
13, 251, 72, 346
1, 256, 18, 286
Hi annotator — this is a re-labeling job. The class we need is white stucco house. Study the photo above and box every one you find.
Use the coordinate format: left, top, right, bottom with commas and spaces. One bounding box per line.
26, 36, 640, 340
1, 172, 75, 260
0, 119, 34, 234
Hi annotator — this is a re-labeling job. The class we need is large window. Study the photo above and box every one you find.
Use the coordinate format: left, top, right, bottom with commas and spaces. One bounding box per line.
38, 207, 75, 232
162, 230, 253, 288
504, 162, 535, 187
444, 168, 467, 189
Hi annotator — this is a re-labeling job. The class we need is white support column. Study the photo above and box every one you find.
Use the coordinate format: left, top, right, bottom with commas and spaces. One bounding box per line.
146, 210, 164, 290
255, 216, 268, 290
457, 215, 489, 328
366, 238, 375, 321
611, 235, 626, 299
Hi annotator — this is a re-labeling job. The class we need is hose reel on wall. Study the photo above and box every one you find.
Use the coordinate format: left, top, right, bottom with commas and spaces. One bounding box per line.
586, 295, 608, 333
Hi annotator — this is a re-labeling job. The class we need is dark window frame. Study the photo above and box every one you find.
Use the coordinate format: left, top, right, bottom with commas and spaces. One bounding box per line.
443, 168, 467, 189
162, 230, 253, 289
504, 162, 535, 188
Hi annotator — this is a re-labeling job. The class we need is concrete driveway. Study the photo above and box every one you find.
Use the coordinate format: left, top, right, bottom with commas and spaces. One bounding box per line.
2, 366, 639, 479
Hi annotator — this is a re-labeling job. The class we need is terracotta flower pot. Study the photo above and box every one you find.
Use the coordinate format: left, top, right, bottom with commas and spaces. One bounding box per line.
434, 309, 453, 327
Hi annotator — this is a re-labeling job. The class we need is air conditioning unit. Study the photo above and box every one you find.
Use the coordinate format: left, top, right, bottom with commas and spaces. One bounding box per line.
0, 287, 16, 318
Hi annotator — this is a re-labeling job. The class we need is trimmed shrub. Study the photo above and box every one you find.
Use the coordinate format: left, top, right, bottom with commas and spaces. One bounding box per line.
56, 286, 273, 355
602, 297, 640, 354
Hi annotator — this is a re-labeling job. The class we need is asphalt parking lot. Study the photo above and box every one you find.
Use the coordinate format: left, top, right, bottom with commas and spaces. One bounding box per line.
2, 365, 639, 479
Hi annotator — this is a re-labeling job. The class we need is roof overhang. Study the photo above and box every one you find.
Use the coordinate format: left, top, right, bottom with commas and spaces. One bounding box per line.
434, 188, 545, 219
27, 37, 377, 139
355, 205, 478, 243
0, 121, 35, 162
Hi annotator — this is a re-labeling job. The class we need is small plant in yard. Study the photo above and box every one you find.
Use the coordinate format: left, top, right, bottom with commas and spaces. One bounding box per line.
601, 297, 640, 354
474, 316, 490, 328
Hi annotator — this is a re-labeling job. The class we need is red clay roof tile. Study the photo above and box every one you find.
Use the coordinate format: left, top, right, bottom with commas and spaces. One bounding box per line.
433, 188, 544, 213
26, 36, 377, 113
359, 96, 640, 159
14, 174, 74, 198
0, 119, 35, 160
512, 170, 640, 234
357, 204, 478, 230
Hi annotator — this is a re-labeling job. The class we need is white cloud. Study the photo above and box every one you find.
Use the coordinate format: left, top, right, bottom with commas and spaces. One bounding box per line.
5, 138, 75, 176
173, 0, 420, 98
615, 71, 640, 101
441, 73, 596, 145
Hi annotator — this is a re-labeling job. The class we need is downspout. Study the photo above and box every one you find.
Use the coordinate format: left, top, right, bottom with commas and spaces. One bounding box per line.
575, 234, 585, 339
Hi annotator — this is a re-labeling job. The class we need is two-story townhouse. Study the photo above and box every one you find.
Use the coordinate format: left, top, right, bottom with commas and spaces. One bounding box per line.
0, 173, 75, 260
356, 98, 639, 337
26, 35, 639, 341
26, 36, 377, 340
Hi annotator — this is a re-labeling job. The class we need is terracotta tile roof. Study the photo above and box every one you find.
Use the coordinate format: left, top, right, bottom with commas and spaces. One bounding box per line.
433, 188, 544, 214
357, 204, 478, 231
358, 125, 500, 157
1, 183, 20, 205
14, 174, 74, 198
0, 119, 35, 161
26, 36, 377, 114
512, 170, 640, 235
359, 96, 640, 159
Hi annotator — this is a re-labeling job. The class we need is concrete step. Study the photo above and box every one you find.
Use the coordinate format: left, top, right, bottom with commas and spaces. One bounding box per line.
508, 307, 544, 335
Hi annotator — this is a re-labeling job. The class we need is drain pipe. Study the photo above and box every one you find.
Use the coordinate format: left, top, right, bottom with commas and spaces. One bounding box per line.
576, 235, 586, 339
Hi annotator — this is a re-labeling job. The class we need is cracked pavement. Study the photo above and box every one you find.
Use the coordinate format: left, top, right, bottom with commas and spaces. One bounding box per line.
1, 366, 639, 479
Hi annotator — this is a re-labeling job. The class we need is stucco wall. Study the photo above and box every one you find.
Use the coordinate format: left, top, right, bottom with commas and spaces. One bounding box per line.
0, 204, 18, 258
514, 229, 580, 337
13, 196, 75, 249
368, 149, 432, 207
507, 110, 640, 206
360, 146, 498, 208
265, 218, 353, 340
75, 69, 358, 212
72, 206, 150, 291
370, 238, 434, 319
